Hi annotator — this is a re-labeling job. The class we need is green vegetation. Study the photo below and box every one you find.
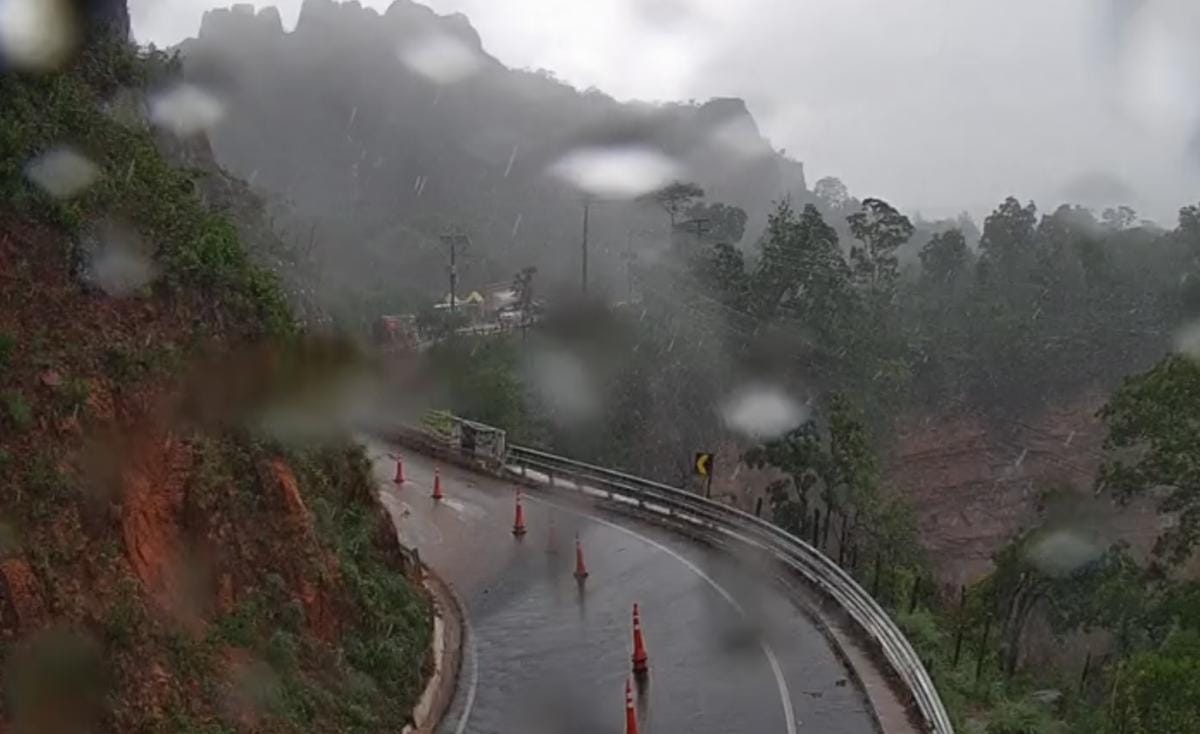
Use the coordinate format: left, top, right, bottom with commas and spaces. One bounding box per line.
0, 332, 14, 372
0, 36, 292, 337
0, 27, 431, 734
1, 390, 32, 431
425, 336, 542, 442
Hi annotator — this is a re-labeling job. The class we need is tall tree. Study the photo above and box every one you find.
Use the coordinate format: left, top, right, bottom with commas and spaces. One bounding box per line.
686, 201, 748, 244
978, 196, 1038, 270
846, 197, 914, 290
641, 180, 705, 229
1102, 205, 1138, 231
1098, 355, 1200, 564
813, 176, 852, 212
752, 201, 853, 324
919, 228, 968, 282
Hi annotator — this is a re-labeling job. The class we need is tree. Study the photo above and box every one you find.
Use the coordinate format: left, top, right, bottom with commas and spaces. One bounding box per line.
813, 176, 851, 212
1102, 205, 1138, 231
919, 228, 968, 282
696, 241, 750, 311
745, 394, 884, 548
1098, 355, 1200, 564
640, 180, 704, 229
511, 265, 537, 339
1112, 631, 1200, 734
752, 201, 853, 324
979, 196, 1038, 268
686, 201, 748, 244
847, 197, 914, 289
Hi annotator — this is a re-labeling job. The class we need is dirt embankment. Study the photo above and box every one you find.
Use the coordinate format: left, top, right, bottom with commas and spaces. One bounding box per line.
0, 218, 430, 731
885, 397, 1168, 585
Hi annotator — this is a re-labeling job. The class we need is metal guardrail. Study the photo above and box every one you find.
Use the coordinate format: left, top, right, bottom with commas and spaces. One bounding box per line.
505, 444, 954, 734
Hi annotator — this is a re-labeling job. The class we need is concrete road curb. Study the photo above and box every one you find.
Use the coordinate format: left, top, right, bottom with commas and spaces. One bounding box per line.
403, 567, 464, 734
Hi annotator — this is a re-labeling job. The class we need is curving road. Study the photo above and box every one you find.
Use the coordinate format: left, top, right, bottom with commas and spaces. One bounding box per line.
369, 444, 879, 734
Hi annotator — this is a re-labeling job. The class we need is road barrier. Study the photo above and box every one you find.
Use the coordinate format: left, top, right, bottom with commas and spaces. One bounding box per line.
503, 443, 954, 734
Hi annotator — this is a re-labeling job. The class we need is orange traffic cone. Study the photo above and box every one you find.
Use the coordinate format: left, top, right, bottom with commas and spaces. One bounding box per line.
573, 534, 589, 580
431, 467, 444, 500
512, 492, 527, 536
631, 603, 649, 674
624, 678, 640, 734
393, 456, 405, 484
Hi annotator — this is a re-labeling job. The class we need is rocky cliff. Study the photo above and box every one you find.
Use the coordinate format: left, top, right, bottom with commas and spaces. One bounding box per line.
176, 0, 811, 317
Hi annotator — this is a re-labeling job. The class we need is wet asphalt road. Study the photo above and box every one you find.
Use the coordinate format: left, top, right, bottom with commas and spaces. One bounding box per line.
369, 444, 878, 734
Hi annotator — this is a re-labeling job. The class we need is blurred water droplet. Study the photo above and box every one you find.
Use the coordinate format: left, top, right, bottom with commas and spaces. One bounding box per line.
1024, 528, 1103, 577
1173, 320, 1200, 358
511, 213, 522, 237
398, 31, 482, 84
149, 84, 225, 138
720, 385, 808, 440
223, 656, 283, 723
82, 221, 159, 297
547, 145, 680, 198
0, 0, 78, 71
24, 146, 99, 199
526, 349, 599, 425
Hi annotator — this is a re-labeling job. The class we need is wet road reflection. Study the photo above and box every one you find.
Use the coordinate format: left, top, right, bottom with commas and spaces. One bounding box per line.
369, 444, 876, 734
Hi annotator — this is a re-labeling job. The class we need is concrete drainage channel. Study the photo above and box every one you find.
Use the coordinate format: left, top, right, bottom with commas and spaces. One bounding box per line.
390, 424, 953, 734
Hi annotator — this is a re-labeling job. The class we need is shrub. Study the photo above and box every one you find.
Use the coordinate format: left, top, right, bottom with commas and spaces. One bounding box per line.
0, 332, 14, 371
2, 390, 32, 430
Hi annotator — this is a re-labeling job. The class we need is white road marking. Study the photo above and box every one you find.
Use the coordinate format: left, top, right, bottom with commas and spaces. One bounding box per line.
525, 494, 800, 734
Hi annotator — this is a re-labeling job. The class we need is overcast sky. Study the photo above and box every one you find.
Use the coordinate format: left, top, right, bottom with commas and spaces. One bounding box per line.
129, 0, 1200, 224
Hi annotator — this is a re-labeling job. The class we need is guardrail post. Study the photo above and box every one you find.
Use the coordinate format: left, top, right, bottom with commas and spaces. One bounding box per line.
521, 462, 527, 478
754, 496, 763, 518
811, 509, 821, 549
548, 469, 555, 487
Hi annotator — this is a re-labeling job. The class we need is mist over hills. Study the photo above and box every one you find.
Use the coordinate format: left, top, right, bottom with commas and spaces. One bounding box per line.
177, 0, 813, 321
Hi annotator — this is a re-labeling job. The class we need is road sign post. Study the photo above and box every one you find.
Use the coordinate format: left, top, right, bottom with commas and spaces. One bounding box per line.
693, 452, 714, 498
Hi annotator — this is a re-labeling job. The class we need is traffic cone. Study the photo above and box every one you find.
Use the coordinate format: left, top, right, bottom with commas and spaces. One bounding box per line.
512, 492, 527, 536
431, 467, 444, 500
624, 678, 639, 734
393, 456, 405, 484
631, 603, 649, 674
573, 534, 589, 580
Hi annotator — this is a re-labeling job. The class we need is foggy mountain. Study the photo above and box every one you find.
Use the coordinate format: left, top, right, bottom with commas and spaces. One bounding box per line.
177, 0, 811, 321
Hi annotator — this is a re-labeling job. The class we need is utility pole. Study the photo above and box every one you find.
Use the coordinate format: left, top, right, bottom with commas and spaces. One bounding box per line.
623, 231, 636, 301
440, 232, 469, 315
580, 198, 590, 295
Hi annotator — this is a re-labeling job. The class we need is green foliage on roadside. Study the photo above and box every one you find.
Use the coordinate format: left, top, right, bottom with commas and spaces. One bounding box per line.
425, 336, 541, 442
